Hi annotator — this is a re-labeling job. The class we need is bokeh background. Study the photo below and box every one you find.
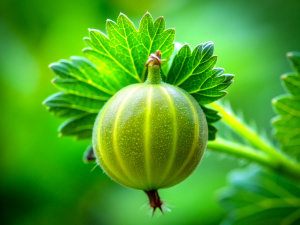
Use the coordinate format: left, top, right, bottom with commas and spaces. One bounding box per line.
1, 0, 299, 224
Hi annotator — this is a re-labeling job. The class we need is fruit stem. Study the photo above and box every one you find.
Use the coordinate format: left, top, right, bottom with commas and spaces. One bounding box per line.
145, 50, 162, 84
144, 190, 163, 215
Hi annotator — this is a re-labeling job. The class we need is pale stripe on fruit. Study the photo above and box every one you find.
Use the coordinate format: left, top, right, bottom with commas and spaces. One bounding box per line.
112, 86, 142, 185
163, 89, 199, 185
145, 86, 153, 189
159, 86, 178, 185
96, 92, 138, 188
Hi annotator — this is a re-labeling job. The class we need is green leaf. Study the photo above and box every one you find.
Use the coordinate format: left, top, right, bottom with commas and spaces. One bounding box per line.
52, 78, 111, 100
44, 12, 233, 157
83, 12, 175, 89
201, 105, 221, 140
48, 106, 87, 118
58, 113, 97, 139
282, 73, 300, 96
44, 12, 175, 142
50, 57, 116, 95
273, 95, 300, 117
166, 42, 233, 138
44, 92, 105, 113
287, 52, 300, 74
272, 52, 300, 160
219, 166, 300, 225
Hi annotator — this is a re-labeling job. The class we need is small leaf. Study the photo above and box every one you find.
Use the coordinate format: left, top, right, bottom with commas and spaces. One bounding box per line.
166, 44, 193, 85
44, 92, 105, 113
287, 52, 300, 74
166, 43, 233, 139
201, 105, 221, 140
83, 12, 175, 89
50, 57, 116, 95
48, 106, 87, 118
282, 73, 300, 96
272, 52, 300, 160
272, 115, 300, 158
44, 12, 176, 153
273, 96, 300, 117
52, 78, 111, 100
219, 166, 300, 225
58, 113, 97, 138
44, 12, 233, 157
193, 89, 227, 105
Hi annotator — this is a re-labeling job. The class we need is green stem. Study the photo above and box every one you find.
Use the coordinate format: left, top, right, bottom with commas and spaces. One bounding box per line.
146, 64, 162, 84
209, 102, 300, 181
207, 139, 300, 181
209, 102, 277, 156
207, 139, 271, 168
145, 50, 162, 84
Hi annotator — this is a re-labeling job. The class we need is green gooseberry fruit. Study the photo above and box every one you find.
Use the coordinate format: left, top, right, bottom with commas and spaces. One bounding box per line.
93, 51, 208, 213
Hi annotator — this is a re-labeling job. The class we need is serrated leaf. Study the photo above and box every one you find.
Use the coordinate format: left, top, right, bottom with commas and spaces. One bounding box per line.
165, 43, 233, 139
166, 42, 233, 98
44, 12, 176, 145
50, 57, 116, 95
52, 78, 111, 100
44, 92, 105, 113
193, 89, 228, 105
272, 52, 300, 160
282, 73, 300, 96
219, 167, 300, 225
273, 116, 300, 156
44, 12, 233, 156
161, 42, 183, 79
48, 106, 87, 118
273, 96, 300, 117
207, 124, 218, 141
59, 113, 97, 138
287, 52, 300, 74
201, 105, 221, 140
83, 12, 175, 90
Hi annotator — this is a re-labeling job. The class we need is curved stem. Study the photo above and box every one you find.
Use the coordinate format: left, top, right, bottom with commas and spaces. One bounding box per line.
207, 139, 271, 168
209, 102, 278, 156
207, 139, 300, 181
209, 102, 300, 181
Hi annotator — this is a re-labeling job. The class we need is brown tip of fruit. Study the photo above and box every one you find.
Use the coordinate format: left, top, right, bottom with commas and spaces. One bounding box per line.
146, 50, 162, 68
144, 190, 163, 216
83, 145, 96, 163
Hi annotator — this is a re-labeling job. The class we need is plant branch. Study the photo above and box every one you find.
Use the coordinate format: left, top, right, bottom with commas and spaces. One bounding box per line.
207, 139, 300, 181
207, 139, 271, 167
208, 102, 300, 181
209, 102, 278, 156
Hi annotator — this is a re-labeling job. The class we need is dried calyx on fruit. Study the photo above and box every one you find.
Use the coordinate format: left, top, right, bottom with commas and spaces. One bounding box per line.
92, 50, 208, 214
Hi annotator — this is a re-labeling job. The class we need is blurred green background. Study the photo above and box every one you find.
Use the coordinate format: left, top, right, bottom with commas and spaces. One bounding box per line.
0, 0, 299, 224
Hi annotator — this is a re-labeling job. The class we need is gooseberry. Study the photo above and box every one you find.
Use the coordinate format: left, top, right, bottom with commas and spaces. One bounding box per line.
93, 51, 208, 213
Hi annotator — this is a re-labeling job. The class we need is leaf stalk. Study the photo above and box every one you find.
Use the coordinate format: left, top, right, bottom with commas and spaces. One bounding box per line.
209, 102, 300, 181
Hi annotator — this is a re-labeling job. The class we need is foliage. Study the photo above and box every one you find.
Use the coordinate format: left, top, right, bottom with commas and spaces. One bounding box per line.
214, 52, 300, 225
165, 42, 233, 139
43, 12, 233, 149
272, 52, 300, 161
219, 166, 300, 225
42, 12, 300, 224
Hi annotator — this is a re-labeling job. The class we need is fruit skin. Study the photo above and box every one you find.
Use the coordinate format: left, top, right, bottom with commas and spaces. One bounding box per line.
92, 82, 208, 191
